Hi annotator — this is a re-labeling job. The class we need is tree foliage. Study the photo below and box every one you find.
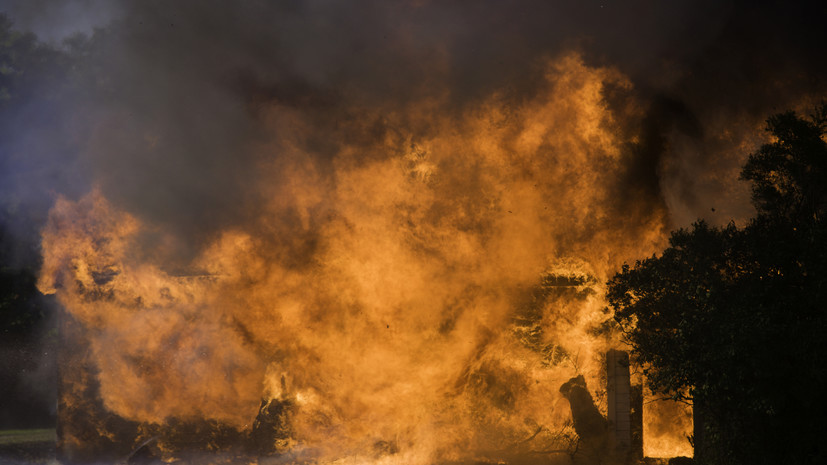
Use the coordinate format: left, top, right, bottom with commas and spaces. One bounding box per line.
0, 14, 61, 338
0, 14, 74, 429
741, 105, 827, 223
608, 104, 827, 465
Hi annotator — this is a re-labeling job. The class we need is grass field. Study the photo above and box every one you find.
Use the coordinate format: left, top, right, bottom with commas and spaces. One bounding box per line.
0, 429, 56, 464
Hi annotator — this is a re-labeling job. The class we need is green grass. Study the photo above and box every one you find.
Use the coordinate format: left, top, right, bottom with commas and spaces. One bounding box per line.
0, 428, 55, 445
0, 429, 56, 464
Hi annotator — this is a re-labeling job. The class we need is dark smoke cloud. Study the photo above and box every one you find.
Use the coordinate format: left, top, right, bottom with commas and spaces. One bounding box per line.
647, 0, 827, 225
1, 0, 826, 254
0, 0, 120, 42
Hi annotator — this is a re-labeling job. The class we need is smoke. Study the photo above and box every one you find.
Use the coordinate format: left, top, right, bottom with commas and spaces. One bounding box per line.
6, 0, 826, 240
3, 0, 827, 461
0, 0, 121, 43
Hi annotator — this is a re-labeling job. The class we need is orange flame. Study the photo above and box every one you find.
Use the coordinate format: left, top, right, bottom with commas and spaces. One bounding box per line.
39, 52, 691, 462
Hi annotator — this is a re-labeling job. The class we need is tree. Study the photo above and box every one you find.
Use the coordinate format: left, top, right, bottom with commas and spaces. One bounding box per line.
0, 13, 78, 430
740, 105, 827, 223
607, 104, 827, 465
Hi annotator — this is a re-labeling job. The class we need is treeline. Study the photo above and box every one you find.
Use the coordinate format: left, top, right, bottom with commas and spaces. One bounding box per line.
0, 14, 89, 429
608, 105, 827, 464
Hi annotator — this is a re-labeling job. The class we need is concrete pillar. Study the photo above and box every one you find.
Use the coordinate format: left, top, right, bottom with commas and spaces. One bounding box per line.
606, 349, 632, 456
630, 383, 644, 460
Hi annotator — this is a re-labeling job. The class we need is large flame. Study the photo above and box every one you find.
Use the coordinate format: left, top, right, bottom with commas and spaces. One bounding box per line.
39, 53, 689, 462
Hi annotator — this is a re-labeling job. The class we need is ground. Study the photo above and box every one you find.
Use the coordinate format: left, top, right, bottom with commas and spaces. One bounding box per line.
0, 429, 56, 464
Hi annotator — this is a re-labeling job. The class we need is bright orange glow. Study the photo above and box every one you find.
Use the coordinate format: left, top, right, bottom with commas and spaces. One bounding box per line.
643, 395, 694, 458
38, 52, 691, 462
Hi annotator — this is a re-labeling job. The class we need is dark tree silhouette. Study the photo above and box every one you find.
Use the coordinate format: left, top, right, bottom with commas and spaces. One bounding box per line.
608, 104, 827, 465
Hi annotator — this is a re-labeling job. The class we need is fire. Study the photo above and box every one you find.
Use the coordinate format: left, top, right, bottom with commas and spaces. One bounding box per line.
643, 396, 694, 458
38, 52, 690, 462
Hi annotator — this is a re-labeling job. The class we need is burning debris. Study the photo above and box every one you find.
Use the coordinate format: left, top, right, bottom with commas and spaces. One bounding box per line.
559, 375, 609, 462
250, 396, 295, 455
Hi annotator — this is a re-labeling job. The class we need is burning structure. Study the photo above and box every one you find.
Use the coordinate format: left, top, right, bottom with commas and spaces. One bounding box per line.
2, 0, 826, 464
38, 42, 691, 462
42, 178, 681, 463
